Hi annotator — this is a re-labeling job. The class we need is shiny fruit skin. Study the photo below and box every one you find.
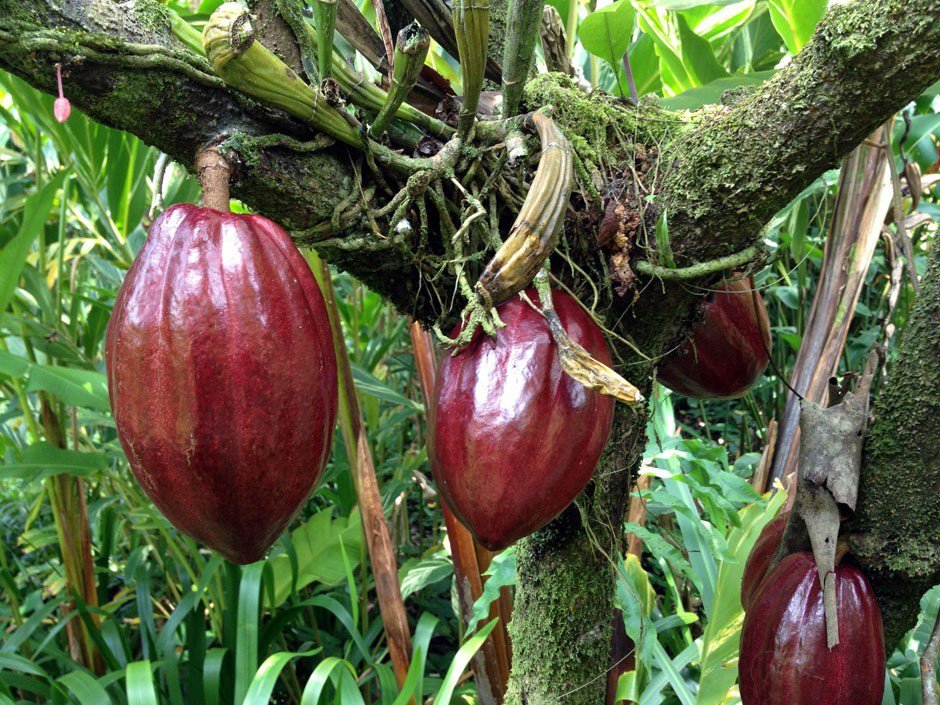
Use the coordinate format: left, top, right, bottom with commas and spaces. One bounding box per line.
741, 512, 789, 611
658, 277, 771, 400
739, 552, 886, 705
105, 204, 338, 564
430, 289, 615, 550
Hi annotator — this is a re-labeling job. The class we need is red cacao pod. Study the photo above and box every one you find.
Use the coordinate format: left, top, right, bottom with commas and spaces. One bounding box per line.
430, 289, 615, 550
105, 204, 338, 564
658, 276, 771, 400
741, 512, 789, 611
740, 552, 885, 705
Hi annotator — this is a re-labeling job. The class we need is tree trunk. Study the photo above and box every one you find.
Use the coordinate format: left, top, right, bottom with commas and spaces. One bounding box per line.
850, 245, 940, 645
505, 404, 644, 705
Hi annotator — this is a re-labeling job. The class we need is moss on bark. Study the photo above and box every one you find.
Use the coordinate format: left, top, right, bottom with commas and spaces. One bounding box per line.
505, 403, 645, 705
850, 246, 940, 645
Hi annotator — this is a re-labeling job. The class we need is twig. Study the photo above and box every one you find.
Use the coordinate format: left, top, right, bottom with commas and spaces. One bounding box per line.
923, 611, 940, 705
880, 124, 920, 293
634, 243, 763, 280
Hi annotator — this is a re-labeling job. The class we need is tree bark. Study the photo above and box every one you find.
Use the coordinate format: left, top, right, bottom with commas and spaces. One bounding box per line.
2, 0, 940, 690
505, 403, 644, 705
849, 245, 940, 646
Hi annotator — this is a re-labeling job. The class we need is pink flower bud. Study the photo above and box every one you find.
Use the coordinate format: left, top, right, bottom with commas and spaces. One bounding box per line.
54, 97, 71, 123
54, 64, 70, 123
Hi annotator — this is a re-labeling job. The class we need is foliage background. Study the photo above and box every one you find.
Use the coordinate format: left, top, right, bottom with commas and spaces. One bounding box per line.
0, 0, 938, 702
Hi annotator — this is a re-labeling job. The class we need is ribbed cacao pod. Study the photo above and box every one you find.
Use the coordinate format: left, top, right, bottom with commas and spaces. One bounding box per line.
741, 512, 789, 611
658, 276, 770, 400
430, 289, 615, 550
106, 204, 338, 564
740, 552, 885, 705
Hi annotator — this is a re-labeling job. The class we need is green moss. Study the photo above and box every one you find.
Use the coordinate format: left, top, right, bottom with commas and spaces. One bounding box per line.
504, 405, 645, 705
521, 73, 677, 169
850, 246, 940, 644
130, 0, 171, 36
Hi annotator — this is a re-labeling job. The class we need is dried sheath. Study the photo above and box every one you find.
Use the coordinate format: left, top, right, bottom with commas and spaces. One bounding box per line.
475, 111, 574, 306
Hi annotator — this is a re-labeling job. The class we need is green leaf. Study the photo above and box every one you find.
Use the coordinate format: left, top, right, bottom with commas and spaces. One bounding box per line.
125, 661, 159, 705
766, 0, 826, 53
675, 14, 728, 85
659, 71, 773, 110
468, 548, 516, 631
432, 618, 499, 705
629, 33, 663, 97
25, 364, 110, 411
579, 0, 637, 89
300, 657, 358, 705
0, 171, 68, 314
0, 442, 108, 482
57, 670, 112, 705
267, 508, 364, 606
235, 563, 267, 705
350, 362, 422, 412
400, 553, 453, 601
243, 650, 319, 705
0, 351, 30, 379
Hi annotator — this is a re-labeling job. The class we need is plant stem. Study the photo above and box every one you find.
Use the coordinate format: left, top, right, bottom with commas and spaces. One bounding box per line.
313, 0, 337, 78
453, 0, 489, 136
500, 0, 541, 118
369, 23, 429, 138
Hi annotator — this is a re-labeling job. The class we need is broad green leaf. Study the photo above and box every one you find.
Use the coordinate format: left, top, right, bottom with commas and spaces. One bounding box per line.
0, 171, 68, 314
25, 364, 110, 411
696, 490, 787, 705
400, 553, 453, 601
675, 14, 728, 86
659, 71, 773, 110
629, 33, 663, 97
652, 639, 696, 705
766, 0, 826, 53
125, 661, 158, 705
57, 671, 112, 705
0, 350, 30, 378
579, 0, 637, 91
0, 442, 108, 482
300, 657, 358, 705
267, 507, 364, 606
468, 547, 516, 631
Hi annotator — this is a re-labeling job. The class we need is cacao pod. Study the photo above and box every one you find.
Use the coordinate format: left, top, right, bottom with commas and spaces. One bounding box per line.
430, 289, 615, 550
657, 276, 771, 400
740, 552, 885, 705
106, 204, 338, 564
740, 512, 789, 611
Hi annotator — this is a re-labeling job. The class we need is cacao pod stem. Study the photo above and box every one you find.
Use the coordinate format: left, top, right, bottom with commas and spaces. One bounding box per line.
195, 147, 231, 212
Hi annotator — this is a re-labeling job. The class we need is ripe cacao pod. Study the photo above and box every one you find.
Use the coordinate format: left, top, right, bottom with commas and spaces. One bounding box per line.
739, 552, 885, 705
741, 512, 789, 611
106, 204, 338, 564
430, 289, 615, 550
657, 276, 770, 400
